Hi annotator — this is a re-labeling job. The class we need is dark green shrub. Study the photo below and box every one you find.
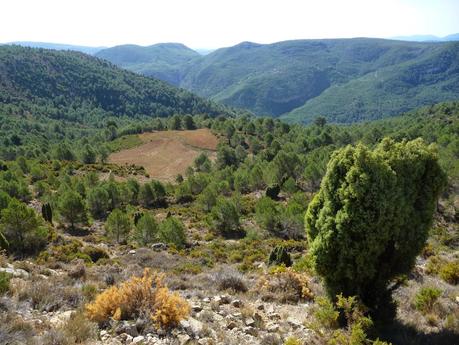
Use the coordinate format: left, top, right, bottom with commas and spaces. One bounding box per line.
58, 189, 87, 229
87, 186, 110, 219
209, 197, 241, 237
255, 197, 281, 235
266, 184, 280, 200
1, 198, 48, 254
133, 213, 158, 246
106, 209, 131, 244
82, 246, 109, 263
41, 203, 53, 223
0, 271, 11, 294
268, 246, 292, 267
158, 217, 186, 249
305, 139, 447, 312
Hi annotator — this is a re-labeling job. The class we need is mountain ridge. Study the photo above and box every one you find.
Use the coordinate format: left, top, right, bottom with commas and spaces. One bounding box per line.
0, 45, 235, 124
93, 37, 459, 123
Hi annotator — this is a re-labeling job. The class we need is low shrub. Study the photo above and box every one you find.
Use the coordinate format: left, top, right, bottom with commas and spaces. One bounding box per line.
67, 262, 86, 280
439, 260, 459, 285
0, 271, 11, 294
173, 262, 203, 275
17, 278, 82, 312
86, 268, 190, 329
284, 337, 301, 345
38, 240, 92, 264
256, 268, 313, 303
268, 245, 292, 267
82, 284, 98, 302
61, 311, 98, 344
310, 294, 390, 345
414, 287, 441, 314
212, 266, 248, 292
82, 245, 109, 263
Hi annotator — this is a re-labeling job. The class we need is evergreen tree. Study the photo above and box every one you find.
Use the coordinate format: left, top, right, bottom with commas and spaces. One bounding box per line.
133, 213, 158, 246
0, 199, 48, 254
106, 209, 131, 244
58, 190, 87, 229
305, 139, 447, 313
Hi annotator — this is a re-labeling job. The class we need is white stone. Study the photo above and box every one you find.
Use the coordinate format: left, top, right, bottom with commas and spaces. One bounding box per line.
0, 267, 30, 279
177, 334, 191, 345
132, 336, 145, 344
49, 310, 73, 328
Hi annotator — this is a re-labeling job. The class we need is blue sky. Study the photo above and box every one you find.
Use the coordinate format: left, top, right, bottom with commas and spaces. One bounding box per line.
1, 0, 458, 48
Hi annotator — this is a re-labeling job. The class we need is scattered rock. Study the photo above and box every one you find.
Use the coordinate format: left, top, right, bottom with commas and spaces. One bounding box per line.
132, 335, 145, 344
49, 310, 73, 328
128, 250, 136, 255
243, 326, 258, 336
267, 323, 280, 332
0, 267, 29, 279
267, 312, 281, 321
226, 320, 237, 330
151, 243, 168, 251
177, 334, 191, 344
115, 321, 139, 337
192, 304, 203, 313
287, 317, 302, 329
245, 317, 255, 327
232, 299, 242, 308
181, 317, 204, 337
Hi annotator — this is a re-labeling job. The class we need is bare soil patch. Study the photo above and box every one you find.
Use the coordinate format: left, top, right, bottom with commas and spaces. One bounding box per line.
108, 129, 218, 182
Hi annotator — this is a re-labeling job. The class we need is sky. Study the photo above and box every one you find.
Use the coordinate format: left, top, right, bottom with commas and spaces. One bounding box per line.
1, 0, 458, 49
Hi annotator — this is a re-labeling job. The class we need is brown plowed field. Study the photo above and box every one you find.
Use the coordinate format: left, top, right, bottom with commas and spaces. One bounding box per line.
108, 129, 218, 181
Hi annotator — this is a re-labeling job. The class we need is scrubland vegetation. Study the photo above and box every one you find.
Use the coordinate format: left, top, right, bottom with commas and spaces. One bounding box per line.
0, 45, 457, 345
0, 100, 457, 345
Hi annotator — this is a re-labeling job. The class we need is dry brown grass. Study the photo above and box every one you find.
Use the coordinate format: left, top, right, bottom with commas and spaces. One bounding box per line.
256, 267, 314, 304
86, 268, 190, 329
109, 129, 218, 181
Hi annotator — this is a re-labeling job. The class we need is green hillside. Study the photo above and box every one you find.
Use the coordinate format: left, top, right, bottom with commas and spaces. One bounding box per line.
95, 43, 201, 85
96, 38, 459, 122
181, 39, 459, 120
0, 45, 234, 124
283, 41, 459, 123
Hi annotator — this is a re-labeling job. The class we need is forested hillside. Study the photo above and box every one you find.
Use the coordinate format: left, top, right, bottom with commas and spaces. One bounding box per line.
97, 38, 459, 122
0, 45, 235, 125
95, 43, 201, 85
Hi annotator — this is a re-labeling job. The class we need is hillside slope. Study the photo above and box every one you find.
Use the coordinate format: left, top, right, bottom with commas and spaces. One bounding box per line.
7, 41, 105, 55
283, 42, 459, 123
95, 43, 201, 85
96, 38, 459, 122
0, 45, 232, 123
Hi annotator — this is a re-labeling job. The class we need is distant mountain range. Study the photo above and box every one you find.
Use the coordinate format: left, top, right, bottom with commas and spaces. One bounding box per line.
391, 33, 459, 42
4, 37, 459, 123
96, 38, 459, 123
7, 41, 106, 55
95, 43, 201, 85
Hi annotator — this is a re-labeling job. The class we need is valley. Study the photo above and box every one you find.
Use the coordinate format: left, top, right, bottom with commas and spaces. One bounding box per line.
96, 38, 459, 123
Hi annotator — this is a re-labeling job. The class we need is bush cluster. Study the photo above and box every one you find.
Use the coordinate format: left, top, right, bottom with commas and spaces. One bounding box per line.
86, 269, 190, 329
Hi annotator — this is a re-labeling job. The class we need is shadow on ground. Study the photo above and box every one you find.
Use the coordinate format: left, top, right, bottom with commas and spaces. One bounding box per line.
377, 320, 458, 345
